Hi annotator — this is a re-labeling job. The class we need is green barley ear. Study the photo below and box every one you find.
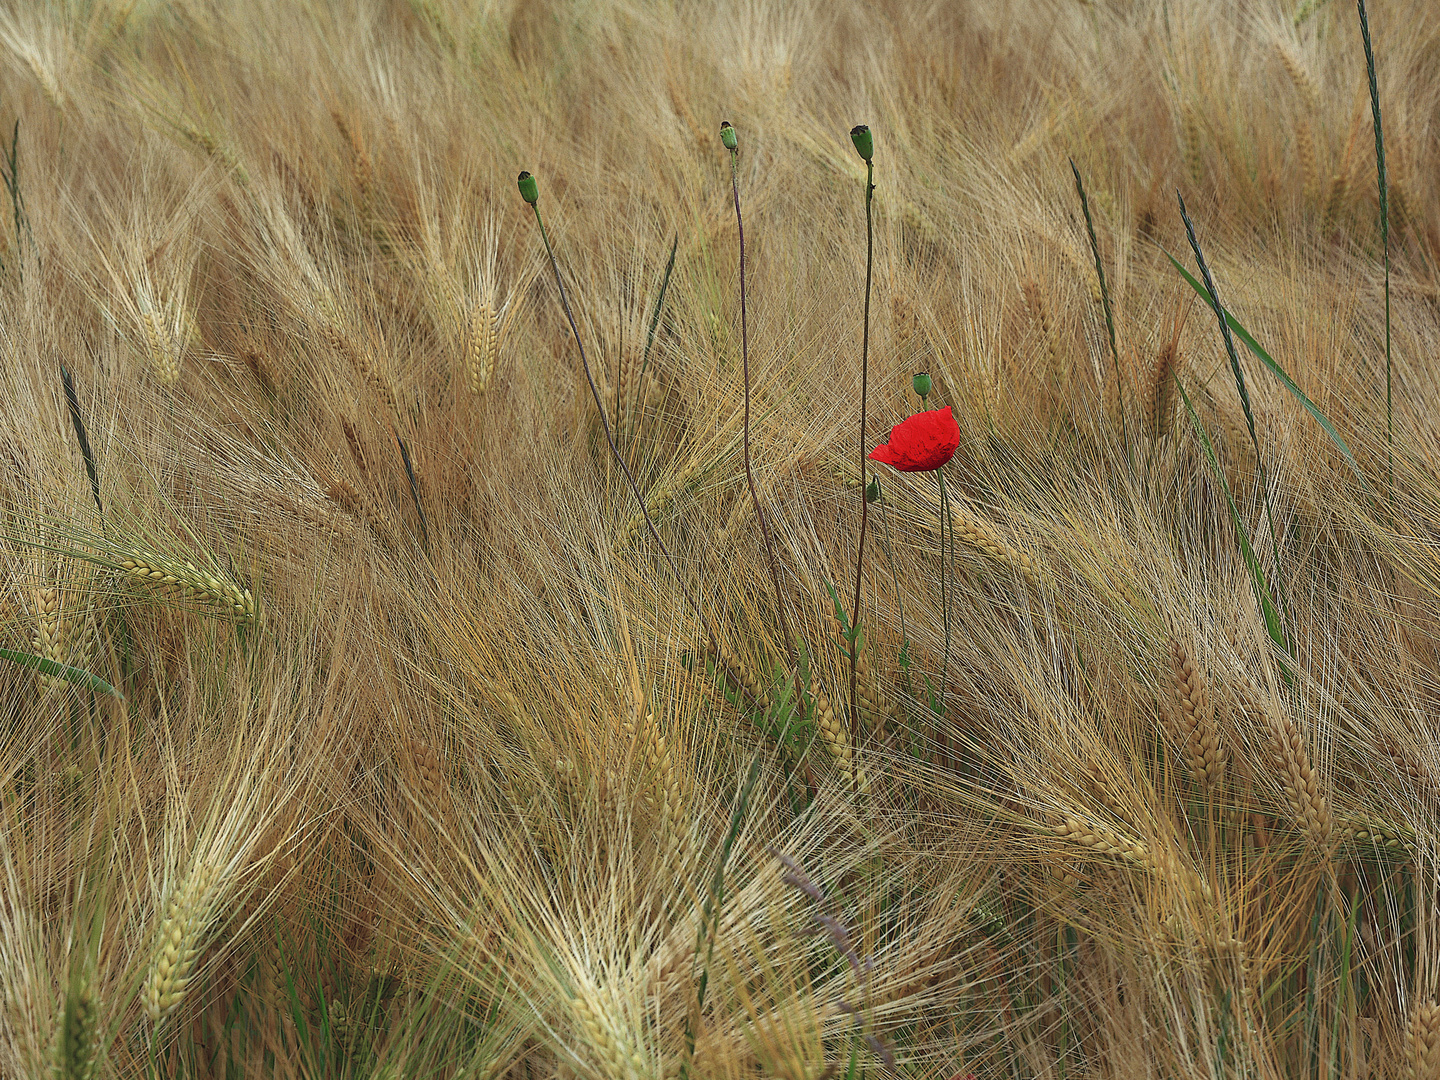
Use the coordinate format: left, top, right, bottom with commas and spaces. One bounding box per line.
54, 967, 100, 1080
719, 120, 737, 150
517, 171, 538, 205
850, 124, 873, 162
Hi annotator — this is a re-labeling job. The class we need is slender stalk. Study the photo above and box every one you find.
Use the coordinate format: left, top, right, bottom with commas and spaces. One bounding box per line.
725, 127, 804, 707
1177, 192, 1290, 643
937, 468, 952, 723
1070, 159, 1129, 471
525, 196, 713, 648
60, 363, 103, 522
1357, 0, 1392, 498
848, 152, 875, 785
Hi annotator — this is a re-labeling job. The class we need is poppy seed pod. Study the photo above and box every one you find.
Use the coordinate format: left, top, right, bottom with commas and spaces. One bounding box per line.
720, 121, 737, 151
865, 477, 881, 503
912, 371, 932, 400
850, 124, 873, 162
517, 171, 538, 205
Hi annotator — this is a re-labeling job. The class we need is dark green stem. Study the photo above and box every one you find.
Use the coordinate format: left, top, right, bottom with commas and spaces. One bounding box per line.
1177, 192, 1290, 646
938, 467, 952, 724
529, 204, 713, 647
1070, 159, 1129, 472
728, 140, 803, 709
1358, 0, 1392, 500
848, 156, 874, 788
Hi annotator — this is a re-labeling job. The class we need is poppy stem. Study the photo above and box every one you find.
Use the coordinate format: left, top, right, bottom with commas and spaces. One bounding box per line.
726, 127, 805, 715
937, 467, 952, 725
527, 202, 714, 649
848, 153, 875, 793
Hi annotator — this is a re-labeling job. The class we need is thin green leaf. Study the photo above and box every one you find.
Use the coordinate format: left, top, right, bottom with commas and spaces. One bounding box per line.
1175, 383, 1292, 670
0, 648, 123, 699
1164, 248, 1373, 497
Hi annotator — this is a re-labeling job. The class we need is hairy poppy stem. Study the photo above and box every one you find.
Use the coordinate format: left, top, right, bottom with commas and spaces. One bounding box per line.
848, 149, 875, 788
725, 125, 805, 713
526, 200, 713, 648
937, 467, 952, 724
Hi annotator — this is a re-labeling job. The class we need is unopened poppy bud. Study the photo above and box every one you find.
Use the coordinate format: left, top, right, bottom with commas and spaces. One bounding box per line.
720, 121, 737, 151
517, 171, 538, 205
865, 477, 881, 503
912, 371, 932, 400
850, 124, 873, 162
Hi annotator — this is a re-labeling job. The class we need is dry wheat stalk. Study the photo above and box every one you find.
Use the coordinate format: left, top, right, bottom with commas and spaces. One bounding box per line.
555, 757, 580, 807
117, 548, 257, 624
570, 981, 646, 1080
1337, 817, 1415, 855
620, 454, 704, 545
1275, 41, 1320, 114
893, 292, 917, 355
706, 637, 770, 713
1052, 811, 1154, 871
948, 501, 1046, 589
326, 478, 394, 544
813, 681, 865, 791
1166, 634, 1224, 791
143, 861, 218, 1022
1296, 119, 1318, 201
331, 109, 374, 218
830, 617, 884, 734
1023, 278, 1067, 391
467, 298, 499, 395
1181, 103, 1203, 187
1144, 323, 1182, 441
1236, 674, 1332, 847
623, 713, 686, 858
320, 318, 399, 412
140, 305, 182, 386
1409, 1001, 1440, 1080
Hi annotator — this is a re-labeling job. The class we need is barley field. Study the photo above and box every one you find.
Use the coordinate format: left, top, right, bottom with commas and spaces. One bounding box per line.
1, 0, 1438, 1077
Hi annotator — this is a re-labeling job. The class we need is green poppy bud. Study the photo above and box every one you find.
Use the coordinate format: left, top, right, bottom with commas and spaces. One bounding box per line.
865, 477, 881, 503
850, 124, 873, 162
720, 121, 737, 151
517, 171, 538, 206
912, 371, 932, 400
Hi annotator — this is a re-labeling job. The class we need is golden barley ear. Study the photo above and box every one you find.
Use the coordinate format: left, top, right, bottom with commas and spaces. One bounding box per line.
1408, 1001, 1440, 1080
1165, 633, 1223, 792
1235, 672, 1331, 848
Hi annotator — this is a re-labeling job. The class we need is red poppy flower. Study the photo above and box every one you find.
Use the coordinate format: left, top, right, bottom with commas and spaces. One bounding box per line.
868, 406, 959, 472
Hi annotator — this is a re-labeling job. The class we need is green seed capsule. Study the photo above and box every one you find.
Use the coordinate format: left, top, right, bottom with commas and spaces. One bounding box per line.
912, 371, 932, 400
720, 121, 737, 151
850, 124, 873, 162
517, 171, 538, 205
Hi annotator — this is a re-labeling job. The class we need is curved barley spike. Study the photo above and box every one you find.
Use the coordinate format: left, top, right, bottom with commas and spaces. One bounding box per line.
53, 971, 100, 1080
143, 862, 218, 1022
466, 298, 498, 395
1235, 672, 1331, 848
1023, 278, 1067, 391
1408, 1001, 1440, 1080
1166, 634, 1224, 791
947, 501, 1046, 589
115, 548, 257, 624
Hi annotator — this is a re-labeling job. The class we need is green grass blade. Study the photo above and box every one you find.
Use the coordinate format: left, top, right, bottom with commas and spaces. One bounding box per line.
1175, 383, 1290, 668
1357, 0, 1393, 496
1163, 247, 1373, 498
0, 648, 123, 699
